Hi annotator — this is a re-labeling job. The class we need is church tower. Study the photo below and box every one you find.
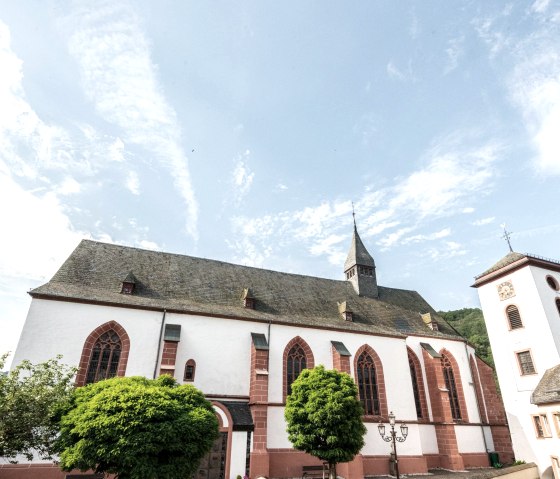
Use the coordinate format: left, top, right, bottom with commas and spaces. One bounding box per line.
344, 224, 378, 298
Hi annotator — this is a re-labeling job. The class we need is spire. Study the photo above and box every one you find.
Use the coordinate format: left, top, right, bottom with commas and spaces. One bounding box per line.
344, 217, 378, 298
344, 225, 375, 272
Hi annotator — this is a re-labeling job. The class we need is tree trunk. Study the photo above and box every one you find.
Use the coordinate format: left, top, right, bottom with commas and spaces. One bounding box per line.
328, 462, 337, 479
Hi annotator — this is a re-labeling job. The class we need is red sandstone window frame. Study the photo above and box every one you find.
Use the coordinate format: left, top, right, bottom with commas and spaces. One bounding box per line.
282, 337, 314, 401
505, 304, 523, 330
441, 354, 462, 421
552, 412, 560, 438
184, 359, 196, 382
353, 344, 387, 420
407, 347, 429, 421
532, 413, 551, 438
552, 455, 560, 479
76, 321, 130, 387
515, 349, 537, 376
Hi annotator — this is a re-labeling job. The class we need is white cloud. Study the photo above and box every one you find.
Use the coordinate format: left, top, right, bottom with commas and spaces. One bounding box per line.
472, 216, 495, 226
386, 135, 500, 220
231, 150, 254, 204
126, 170, 140, 195
426, 241, 467, 261
401, 228, 452, 245
229, 132, 500, 267
58, 177, 81, 195
0, 167, 84, 282
531, 0, 550, 13
444, 36, 464, 74
472, 16, 510, 58
60, 1, 198, 238
510, 49, 560, 175
387, 61, 405, 81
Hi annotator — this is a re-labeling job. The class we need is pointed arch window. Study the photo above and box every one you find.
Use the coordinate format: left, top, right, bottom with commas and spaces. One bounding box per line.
442, 354, 461, 421
85, 331, 122, 384
286, 345, 306, 395
408, 354, 422, 418
357, 351, 380, 416
506, 305, 523, 330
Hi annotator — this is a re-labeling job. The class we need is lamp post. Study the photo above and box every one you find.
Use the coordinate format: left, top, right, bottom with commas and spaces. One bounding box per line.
378, 411, 408, 479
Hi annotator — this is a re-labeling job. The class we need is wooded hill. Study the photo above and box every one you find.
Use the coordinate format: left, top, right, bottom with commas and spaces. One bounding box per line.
437, 308, 493, 367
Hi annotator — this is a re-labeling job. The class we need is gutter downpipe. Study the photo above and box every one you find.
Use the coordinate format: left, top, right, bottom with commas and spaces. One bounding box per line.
153, 309, 167, 379
464, 340, 490, 454
267, 319, 272, 363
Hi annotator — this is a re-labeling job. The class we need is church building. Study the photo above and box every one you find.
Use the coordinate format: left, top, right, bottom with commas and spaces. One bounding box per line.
6, 226, 514, 479
474, 248, 560, 479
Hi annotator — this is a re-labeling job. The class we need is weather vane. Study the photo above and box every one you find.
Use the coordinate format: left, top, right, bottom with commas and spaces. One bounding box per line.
352, 201, 356, 227
501, 223, 513, 253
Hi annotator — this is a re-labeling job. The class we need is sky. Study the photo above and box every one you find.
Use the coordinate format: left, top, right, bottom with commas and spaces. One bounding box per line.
1, 1, 559, 367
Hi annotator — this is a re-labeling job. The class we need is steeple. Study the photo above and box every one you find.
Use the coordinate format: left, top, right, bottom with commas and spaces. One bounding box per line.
344, 224, 378, 298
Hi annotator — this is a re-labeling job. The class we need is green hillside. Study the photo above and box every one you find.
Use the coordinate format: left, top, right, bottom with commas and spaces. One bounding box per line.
437, 308, 494, 367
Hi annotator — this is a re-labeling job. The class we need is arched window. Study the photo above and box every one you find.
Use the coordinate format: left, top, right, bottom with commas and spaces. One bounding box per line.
283, 337, 314, 399
286, 345, 306, 395
556, 298, 560, 316
184, 359, 196, 382
441, 354, 461, 421
357, 351, 380, 416
407, 348, 427, 419
506, 305, 523, 330
85, 330, 122, 384
77, 321, 130, 387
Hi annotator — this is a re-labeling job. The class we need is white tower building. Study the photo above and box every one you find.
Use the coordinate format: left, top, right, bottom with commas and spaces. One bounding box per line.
474, 249, 560, 479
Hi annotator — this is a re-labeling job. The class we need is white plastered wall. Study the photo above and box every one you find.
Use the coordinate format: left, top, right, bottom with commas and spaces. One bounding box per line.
477, 263, 560, 475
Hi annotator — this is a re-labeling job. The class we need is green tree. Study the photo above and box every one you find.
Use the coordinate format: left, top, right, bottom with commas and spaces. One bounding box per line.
438, 308, 494, 367
56, 375, 219, 479
284, 365, 366, 479
0, 353, 76, 462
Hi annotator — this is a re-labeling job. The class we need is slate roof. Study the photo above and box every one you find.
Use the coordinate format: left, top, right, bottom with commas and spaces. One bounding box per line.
30, 239, 461, 340
474, 252, 527, 280
474, 251, 560, 282
220, 401, 254, 431
531, 364, 560, 405
344, 226, 375, 271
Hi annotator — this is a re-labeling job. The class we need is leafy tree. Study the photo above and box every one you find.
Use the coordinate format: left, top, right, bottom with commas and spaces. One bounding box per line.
0, 353, 76, 462
284, 365, 366, 479
56, 375, 219, 479
438, 308, 494, 367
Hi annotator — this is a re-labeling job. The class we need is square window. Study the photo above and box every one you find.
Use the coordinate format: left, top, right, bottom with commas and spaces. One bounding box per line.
532, 414, 551, 438
517, 350, 536, 375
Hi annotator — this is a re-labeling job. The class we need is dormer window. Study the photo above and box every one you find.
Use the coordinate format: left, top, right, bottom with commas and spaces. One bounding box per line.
121, 282, 134, 294
241, 288, 255, 309
421, 312, 439, 331
338, 301, 353, 322
120, 271, 137, 295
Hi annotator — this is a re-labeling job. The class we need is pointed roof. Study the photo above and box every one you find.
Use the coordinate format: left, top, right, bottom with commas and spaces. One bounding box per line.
473, 251, 560, 287
344, 226, 375, 271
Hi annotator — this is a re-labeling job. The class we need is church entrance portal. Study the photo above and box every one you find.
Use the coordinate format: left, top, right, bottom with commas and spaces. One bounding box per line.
195, 432, 228, 479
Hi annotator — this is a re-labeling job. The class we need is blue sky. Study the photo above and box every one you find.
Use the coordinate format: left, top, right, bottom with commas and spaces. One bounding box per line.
1, 1, 559, 365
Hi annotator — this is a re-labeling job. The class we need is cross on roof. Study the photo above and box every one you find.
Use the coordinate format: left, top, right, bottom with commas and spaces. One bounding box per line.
501, 224, 513, 252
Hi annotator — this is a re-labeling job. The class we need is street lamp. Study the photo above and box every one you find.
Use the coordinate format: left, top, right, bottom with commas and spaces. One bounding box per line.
378, 411, 408, 479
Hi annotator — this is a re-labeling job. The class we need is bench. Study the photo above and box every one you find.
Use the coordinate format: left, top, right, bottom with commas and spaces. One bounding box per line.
302, 464, 327, 479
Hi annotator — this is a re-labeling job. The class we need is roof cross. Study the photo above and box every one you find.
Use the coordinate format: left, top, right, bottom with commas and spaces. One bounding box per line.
501, 224, 513, 252
351, 201, 356, 228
